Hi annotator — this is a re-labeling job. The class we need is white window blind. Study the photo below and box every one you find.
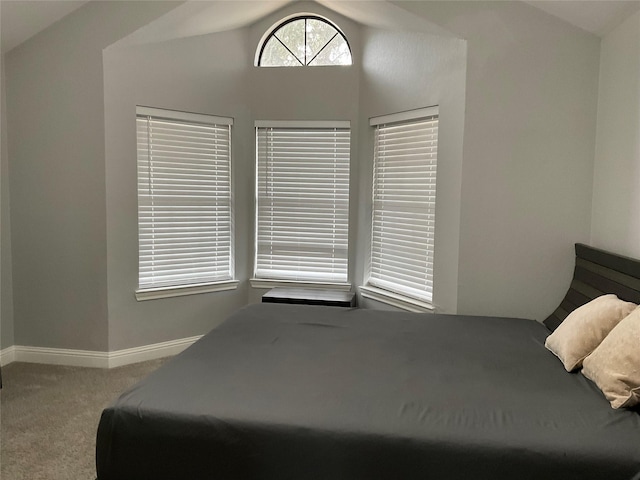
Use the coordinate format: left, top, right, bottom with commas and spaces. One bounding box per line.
136, 107, 234, 291
368, 108, 439, 303
255, 122, 350, 283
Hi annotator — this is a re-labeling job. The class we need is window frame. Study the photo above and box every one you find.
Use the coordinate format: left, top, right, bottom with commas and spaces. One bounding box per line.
255, 13, 352, 67
361, 106, 440, 312
251, 120, 352, 289
135, 106, 238, 301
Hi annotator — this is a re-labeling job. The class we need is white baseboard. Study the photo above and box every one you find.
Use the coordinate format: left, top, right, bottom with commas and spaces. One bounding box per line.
10, 346, 109, 368
106, 336, 202, 368
0, 345, 16, 366
0, 335, 202, 369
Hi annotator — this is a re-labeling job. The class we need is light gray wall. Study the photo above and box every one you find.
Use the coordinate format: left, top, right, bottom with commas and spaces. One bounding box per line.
591, 10, 640, 258
102, 0, 469, 350
3, 0, 606, 354
356, 28, 466, 314
104, 2, 361, 350
1, 57, 15, 350
396, 1, 601, 321
104, 29, 253, 351
247, 2, 362, 305
5, 1, 181, 351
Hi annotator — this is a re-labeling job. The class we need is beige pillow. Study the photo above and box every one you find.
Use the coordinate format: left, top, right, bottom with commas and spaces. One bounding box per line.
544, 294, 636, 371
582, 307, 640, 409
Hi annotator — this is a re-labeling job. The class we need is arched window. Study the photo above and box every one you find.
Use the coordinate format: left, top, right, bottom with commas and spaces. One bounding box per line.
257, 15, 352, 67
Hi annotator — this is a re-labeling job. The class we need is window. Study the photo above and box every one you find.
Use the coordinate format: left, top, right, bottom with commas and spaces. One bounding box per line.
363, 107, 439, 310
136, 107, 236, 300
254, 121, 351, 286
257, 15, 352, 67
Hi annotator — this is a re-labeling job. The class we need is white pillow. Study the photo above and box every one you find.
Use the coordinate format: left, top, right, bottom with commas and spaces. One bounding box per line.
582, 307, 640, 409
544, 294, 636, 371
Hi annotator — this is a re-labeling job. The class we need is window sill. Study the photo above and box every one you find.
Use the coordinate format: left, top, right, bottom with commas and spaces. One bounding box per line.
135, 280, 239, 301
359, 285, 435, 313
250, 278, 352, 291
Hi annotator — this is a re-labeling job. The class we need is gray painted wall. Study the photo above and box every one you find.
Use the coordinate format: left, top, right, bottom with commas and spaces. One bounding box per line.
397, 1, 601, 320
1, 57, 14, 350
246, 3, 362, 305
591, 11, 640, 258
104, 3, 361, 350
356, 28, 466, 314
4, 1, 181, 351
3, 0, 604, 354
104, 28, 253, 351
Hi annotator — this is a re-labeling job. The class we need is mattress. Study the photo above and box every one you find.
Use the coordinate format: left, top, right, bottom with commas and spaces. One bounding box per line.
96, 303, 640, 480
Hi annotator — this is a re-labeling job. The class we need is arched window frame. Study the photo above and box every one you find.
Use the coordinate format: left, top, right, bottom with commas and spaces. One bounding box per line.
255, 13, 352, 67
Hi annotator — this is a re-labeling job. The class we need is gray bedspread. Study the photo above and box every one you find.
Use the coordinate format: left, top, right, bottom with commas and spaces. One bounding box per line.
96, 303, 640, 480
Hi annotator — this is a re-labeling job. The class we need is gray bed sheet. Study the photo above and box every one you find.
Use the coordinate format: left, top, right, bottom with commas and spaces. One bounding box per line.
96, 303, 640, 480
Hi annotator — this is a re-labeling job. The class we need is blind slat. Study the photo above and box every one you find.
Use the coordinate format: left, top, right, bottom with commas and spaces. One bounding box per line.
137, 108, 234, 289
368, 113, 439, 303
255, 125, 350, 283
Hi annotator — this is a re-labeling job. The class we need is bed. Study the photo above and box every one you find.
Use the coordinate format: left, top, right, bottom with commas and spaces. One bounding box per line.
96, 243, 640, 480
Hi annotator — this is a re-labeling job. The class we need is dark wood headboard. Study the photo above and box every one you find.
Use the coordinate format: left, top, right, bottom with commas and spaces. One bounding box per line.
544, 243, 640, 331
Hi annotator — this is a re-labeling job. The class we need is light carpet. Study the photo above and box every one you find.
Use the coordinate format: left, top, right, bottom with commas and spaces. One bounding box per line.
0, 358, 167, 480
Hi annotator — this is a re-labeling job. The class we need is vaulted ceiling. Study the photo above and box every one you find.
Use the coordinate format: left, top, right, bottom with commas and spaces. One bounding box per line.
2, 0, 640, 54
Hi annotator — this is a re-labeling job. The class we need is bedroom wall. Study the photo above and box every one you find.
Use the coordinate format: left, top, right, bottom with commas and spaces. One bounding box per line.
1, 0, 605, 358
590, 10, 640, 258
395, 1, 601, 321
104, 3, 361, 350
4, 1, 182, 351
356, 29, 466, 314
103, 29, 253, 351
246, 3, 361, 305
1, 57, 15, 351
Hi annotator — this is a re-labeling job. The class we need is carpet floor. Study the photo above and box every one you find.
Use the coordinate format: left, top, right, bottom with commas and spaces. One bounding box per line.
0, 358, 167, 480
